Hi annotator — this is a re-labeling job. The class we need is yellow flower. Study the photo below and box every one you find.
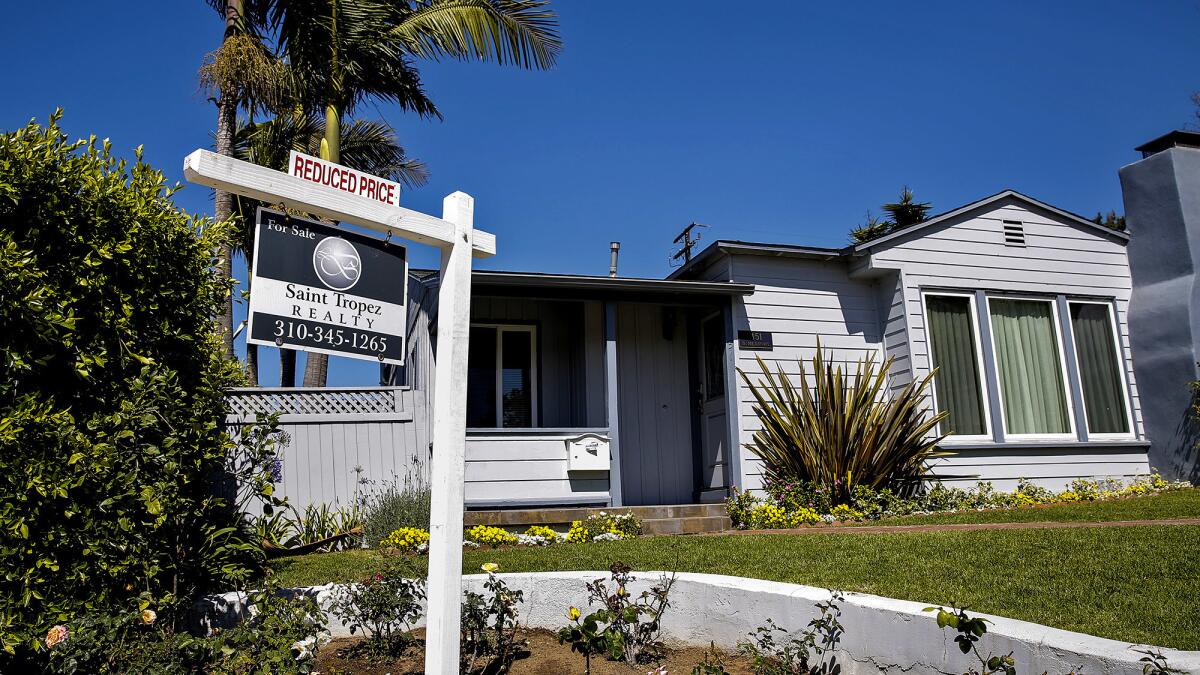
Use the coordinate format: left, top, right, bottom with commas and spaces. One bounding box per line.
141, 609, 157, 625
481, 562, 500, 574
568, 606, 581, 621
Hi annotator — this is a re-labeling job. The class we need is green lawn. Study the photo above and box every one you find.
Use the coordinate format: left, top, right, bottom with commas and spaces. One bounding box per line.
270, 524, 1200, 650
850, 487, 1200, 527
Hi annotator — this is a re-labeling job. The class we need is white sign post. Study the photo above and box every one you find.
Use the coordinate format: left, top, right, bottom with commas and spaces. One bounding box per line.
183, 149, 488, 674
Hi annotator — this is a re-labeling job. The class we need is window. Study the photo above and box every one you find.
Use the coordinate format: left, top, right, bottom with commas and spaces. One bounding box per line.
924, 294, 988, 437
987, 297, 1073, 437
1069, 302, 1130, 435
701, 314, 725, 400
466, 325, 537, 428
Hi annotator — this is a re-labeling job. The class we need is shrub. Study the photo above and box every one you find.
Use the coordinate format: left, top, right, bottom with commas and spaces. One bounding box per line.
379, 527, 430, 554
738, 591, 844, 675
565, 512, 641, 543
360, 477, 431, 551
329, 558, 425, 659
748, 502, 819, 529
257, 502, 363, 553
524, 525, 559, 540
739, 344, 947, 504
558, 562, 675, 669
0, 113, 281, 665
461, 563, 525, 674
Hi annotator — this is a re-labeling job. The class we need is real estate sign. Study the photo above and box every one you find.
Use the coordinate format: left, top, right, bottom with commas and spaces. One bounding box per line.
246, 207, 408, 365
288, 150, 402, 208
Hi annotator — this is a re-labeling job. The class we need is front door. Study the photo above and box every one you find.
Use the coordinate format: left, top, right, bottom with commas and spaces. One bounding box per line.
697, 313, 729, 500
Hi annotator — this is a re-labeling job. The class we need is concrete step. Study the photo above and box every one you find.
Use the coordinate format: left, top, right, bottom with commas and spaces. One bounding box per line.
464, 503, 729, 534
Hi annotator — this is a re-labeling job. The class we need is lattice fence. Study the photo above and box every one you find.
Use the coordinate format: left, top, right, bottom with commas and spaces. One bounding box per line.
226, 387, 403, 417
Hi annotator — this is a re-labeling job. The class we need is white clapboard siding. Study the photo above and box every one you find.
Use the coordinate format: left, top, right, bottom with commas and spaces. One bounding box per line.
464, 431, 610, 506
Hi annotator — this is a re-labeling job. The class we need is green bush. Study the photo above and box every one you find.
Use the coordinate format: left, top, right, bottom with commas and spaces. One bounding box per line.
361, 476, 431, 548
0, 113, 278, 665
739, 344, 947, 504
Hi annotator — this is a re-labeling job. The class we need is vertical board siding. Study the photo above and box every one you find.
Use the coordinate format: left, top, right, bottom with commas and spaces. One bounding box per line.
616, 302, 696, 505
227, 388, 429, 514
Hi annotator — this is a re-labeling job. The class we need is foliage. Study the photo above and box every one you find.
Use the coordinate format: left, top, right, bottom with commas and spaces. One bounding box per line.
461, 563, 526, 674
729, 473, 1192, 529
360, 476, 432, 550
467, 525, 520, 547
558, 562, 675, 669
925, 606, 1014, 675
691, 642, 732, 675
44, 577, 329, 674
329, 557, 425, 659
1092, 210, 1127, 231
737, 591, 843, 675
380, 526, 430, 554
524, 524, 559, 540
566, 512, 642, 543
256, 501, 363, 553
1135, 648, 1184, 675
0, 113, 283, 665
850, 187, 931, 243
739, 344, 948, 504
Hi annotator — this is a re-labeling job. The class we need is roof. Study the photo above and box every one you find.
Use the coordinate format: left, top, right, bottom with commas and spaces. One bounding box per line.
1134, 130, 1200, 157
412, 268, 754, 302
850, 189, 1129, 251
672, 190, 1128, 278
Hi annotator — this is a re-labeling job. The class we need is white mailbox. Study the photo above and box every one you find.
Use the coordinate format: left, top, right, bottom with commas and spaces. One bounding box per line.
566, 433, 610, 472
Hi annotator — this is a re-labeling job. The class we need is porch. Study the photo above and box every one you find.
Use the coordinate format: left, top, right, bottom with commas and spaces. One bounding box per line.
459, 271, 754, 509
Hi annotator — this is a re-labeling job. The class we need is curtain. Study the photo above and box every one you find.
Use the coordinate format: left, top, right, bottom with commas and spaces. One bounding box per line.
1070, 303, 1129, 434
989, 299, 1070, 434
926, 295, 987, 435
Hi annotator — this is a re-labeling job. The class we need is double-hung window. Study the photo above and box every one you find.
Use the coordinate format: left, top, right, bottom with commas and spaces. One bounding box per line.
923, 291, 1133, 441
467, 325, 537, 428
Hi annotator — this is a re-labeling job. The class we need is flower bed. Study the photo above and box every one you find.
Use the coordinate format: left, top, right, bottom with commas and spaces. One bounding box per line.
379, 512, 643, 555
727, 473, 1191, 529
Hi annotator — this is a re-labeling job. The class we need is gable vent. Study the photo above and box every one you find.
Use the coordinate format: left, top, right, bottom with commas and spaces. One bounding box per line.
1002, 220, 1026, 247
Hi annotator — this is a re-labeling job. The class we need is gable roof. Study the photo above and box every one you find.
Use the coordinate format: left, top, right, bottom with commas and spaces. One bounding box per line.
851, 189, 1129, 252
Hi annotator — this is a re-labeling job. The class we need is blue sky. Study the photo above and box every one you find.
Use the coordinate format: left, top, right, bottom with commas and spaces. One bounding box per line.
3, 1, 1198, 385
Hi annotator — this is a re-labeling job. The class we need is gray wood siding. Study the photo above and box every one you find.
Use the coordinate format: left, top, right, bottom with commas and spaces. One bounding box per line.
928, 446, 1151, 491
465, 431, 609, 506
227, 388, 429, 514
864, 198, 1145, 442
729, 256, 884, 491
616, 302, 696, 504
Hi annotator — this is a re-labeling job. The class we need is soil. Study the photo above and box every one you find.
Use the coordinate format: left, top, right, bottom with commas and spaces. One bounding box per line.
315, 628, 756, 674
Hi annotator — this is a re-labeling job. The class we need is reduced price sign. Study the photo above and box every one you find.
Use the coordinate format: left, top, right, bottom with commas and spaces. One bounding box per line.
246, 208, 408, 365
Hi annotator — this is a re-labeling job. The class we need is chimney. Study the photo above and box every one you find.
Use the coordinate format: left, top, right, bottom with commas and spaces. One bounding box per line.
1133, 130, 1200, 159
609, 241, 620, 277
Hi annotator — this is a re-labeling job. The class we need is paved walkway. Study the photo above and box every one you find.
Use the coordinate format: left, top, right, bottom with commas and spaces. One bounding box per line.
724, 517, 1200, 536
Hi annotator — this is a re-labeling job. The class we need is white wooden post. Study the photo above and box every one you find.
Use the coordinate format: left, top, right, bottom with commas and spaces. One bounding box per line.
425, 191, 474, 674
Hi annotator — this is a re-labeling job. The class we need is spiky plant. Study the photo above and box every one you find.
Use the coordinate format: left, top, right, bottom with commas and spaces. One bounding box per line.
739, 343, 948, 504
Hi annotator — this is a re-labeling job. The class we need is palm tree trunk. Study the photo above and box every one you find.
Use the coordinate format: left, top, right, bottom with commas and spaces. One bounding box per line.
214, 0, 242, 361
280, 349, 297, 387
245, 258, 258, 386
301, 103, 340, 388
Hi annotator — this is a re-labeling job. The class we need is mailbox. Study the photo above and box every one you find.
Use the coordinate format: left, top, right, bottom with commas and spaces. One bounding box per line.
566, 433, 610, 472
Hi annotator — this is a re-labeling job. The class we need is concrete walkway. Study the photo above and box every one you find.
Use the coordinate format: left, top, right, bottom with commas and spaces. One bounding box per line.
723, 517, 1200, 536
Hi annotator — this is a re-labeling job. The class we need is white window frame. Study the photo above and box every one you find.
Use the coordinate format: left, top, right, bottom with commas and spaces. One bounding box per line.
471, 323, 539, 428
985, 295, 1077, 441
920, 291, 992, 441
1066, 299, 1136, 440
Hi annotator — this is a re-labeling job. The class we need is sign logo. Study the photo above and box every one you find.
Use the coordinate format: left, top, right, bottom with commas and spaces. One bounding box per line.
312, 236, 362, 291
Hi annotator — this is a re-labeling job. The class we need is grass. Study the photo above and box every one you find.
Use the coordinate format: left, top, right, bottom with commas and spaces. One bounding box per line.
270, 524, 1200, 650
850, 487, 1200, 527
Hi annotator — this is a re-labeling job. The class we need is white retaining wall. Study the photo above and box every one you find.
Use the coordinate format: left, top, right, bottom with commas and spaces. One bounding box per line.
194, 571, 1199, 674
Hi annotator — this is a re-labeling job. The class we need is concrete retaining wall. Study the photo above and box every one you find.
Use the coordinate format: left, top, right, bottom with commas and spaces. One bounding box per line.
195, 571, 1200, 674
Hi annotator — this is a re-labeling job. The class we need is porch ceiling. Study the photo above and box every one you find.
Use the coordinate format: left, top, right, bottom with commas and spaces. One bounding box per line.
469, 270, 755, 304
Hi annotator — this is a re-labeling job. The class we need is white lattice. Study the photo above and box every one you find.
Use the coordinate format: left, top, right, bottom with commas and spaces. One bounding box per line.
227, 387, 400, 416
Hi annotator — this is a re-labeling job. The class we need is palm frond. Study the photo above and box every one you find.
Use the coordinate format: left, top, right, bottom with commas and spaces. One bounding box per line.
392, 0, 561, 69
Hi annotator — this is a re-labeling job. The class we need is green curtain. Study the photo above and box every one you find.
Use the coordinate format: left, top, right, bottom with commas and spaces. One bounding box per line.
989, 299, 1070, 434
926, 295, 987, 435
1070, 303, 1129, 434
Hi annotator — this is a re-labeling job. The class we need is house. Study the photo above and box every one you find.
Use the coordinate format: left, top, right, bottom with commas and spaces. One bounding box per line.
395, 189, 1150, 509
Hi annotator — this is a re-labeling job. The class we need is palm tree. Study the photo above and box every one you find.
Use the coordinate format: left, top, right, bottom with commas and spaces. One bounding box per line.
232, 111, 428, 385
255, 0, 561, 387
203, 1, 282, 360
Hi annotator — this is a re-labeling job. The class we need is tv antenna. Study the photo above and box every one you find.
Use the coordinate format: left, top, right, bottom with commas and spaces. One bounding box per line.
669, 222, 708, 267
